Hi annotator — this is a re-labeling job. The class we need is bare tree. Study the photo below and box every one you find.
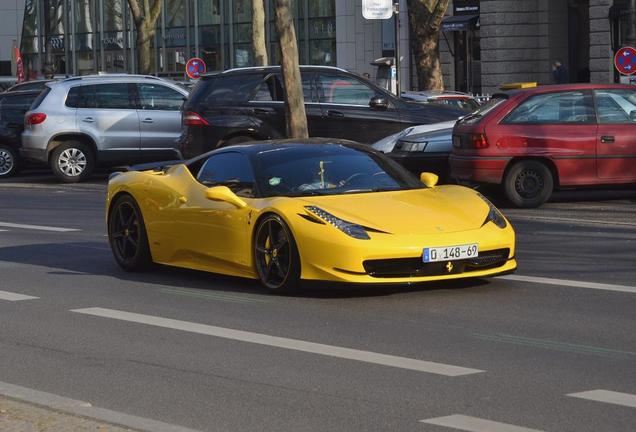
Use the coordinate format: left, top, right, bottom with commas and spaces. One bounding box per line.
273, 0, 308, 138
252, 0, 268, 66
407, 0, 450, 90
127, 0, 163, 74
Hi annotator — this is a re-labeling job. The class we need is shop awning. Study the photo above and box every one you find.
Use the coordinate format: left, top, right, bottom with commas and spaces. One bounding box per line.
441, 14, 479, 32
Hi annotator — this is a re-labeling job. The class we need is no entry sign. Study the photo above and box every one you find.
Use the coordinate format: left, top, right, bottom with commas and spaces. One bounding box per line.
614, 47, 636, 76
186, 57, 206, 79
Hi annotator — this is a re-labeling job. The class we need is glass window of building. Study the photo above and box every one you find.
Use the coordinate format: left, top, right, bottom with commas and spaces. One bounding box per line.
199, 0, 222, 71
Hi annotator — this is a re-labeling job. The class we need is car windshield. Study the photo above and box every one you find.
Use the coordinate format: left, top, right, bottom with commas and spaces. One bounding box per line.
458, 97, 506, 124
253, 145, 424, 197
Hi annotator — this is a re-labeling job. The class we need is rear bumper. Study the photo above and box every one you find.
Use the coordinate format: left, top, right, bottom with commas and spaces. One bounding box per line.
449, 155, 510, 184
19, 146, 48, 164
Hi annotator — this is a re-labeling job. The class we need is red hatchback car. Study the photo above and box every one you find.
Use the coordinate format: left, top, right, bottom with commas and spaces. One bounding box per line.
450, 84, 636, 207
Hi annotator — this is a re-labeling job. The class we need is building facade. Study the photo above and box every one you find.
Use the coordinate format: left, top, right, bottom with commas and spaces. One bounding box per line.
1, 0, 632, 94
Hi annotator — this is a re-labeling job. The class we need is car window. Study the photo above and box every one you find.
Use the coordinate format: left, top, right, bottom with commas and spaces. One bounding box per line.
201, 74, 264, 105
67, 84, 134, 109
250, 74, 314, 103
595, 89, 636, 124
137, 83, 184, 110
317, 74, 377, 106
197, 152, 256, 197
504, 91, 596, 124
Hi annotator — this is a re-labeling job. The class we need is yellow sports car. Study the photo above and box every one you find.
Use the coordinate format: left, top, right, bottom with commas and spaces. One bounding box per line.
106, 139, 516, 292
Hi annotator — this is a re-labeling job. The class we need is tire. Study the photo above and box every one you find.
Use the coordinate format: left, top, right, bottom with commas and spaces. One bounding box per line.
222, 135, 255, 147
503, 160, 554, 208
50, 141, 95, 183
108, 194, 152, 271
254, 214, 301, 293
0, 144, 19, 178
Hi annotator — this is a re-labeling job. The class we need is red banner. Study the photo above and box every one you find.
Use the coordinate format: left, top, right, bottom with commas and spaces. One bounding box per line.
14, 46, 25, 83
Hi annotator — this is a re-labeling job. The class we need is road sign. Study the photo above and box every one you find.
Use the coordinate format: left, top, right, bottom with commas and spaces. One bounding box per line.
362, 0, 393, 20
614, 47, 636, 76
186, 57, 206, 79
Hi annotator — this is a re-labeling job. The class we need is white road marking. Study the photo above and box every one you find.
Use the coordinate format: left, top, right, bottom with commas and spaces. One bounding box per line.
71, 307, 483, 376
420, 415, 545, 432
507, 214, 636, 228
0, 380, 201, 432
0, 229, 7, 232
0, 290, 39, 301
568, 390, 636, 409
498, 275, 636, 294
0, 221, 80, 232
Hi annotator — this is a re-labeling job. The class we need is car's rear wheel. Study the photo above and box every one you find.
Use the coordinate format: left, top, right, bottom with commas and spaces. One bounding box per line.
254, 214, 301, 293
108, 195, 152, 271
503, 160, 553, 208
51, 141, 95, 183
0, 144, 19, 178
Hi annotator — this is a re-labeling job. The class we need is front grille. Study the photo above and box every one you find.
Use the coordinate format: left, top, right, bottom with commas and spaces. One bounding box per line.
363, 249, 510, 278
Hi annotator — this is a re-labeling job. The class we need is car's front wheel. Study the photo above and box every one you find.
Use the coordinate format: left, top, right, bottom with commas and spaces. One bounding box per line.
254, 214, 301, 293
50, 141, 95, 183
108, 194, 152, 271
503, 160, 554, 208
0, 144, 19, 178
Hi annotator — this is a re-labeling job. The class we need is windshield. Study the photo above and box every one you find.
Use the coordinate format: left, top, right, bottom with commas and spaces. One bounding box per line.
458, 97, 506, 125
254, 145, 423, 197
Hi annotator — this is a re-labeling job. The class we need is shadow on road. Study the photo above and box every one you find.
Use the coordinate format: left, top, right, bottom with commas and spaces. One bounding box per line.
0, 241, 495, 299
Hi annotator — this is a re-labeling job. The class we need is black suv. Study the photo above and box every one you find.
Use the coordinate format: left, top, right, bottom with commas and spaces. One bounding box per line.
0, 90, 43, 177
179, 66, 465, 158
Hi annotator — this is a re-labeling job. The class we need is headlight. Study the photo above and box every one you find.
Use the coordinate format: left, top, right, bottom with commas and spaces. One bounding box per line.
396, 140, 428, 152
304, 206, 370, 240
477, 193, 507, 229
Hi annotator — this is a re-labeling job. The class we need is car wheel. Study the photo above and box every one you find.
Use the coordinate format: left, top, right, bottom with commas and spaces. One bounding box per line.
503, 160, 553, 208
0, 144, 19, 178
222, 135, 255, 147
108, 194, 152, 271
50, 142, 95, 183
254, 214, 301, 293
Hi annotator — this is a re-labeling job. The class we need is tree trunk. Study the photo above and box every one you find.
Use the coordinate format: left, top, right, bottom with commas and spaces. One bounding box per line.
127, 0, 163, 75
273, 0, 308, 139
137, 26, 154, 75
252, 0, 268, 66
407, 0, 450, 91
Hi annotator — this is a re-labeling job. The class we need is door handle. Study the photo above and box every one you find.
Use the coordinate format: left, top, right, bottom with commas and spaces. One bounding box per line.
82, 117, 94, 123
327, 110, 344, 118
142, 118, 154, 124
600, 135, 615, 143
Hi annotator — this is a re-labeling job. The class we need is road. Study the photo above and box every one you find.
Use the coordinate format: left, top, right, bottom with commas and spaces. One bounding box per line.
0, 172, 635, 432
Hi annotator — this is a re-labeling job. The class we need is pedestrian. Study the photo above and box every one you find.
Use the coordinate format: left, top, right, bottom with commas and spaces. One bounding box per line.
552, 59, 568, 84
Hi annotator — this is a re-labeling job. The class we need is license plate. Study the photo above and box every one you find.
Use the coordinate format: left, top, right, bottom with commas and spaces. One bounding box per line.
423, 244, 478, 263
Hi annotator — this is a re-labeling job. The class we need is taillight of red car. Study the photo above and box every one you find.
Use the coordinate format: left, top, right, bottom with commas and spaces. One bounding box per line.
26, 113, 47, 125
471, 133, 489, 149
183, 111, 210, 127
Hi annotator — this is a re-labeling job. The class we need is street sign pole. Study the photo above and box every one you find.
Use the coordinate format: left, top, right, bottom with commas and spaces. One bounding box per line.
393, 0, 400, 96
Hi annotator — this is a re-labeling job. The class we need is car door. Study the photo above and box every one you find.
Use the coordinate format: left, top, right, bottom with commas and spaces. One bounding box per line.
74, 83, 141, 164
136, 82, 186, 162
315, 73, 405, 143
593, 88, 636, 181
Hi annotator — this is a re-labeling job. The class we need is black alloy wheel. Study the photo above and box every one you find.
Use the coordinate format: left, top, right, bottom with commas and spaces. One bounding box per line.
503, 160, 554, 208
254, 214, 301, 293
108, 195, 152, 271
0, 144, 19, 178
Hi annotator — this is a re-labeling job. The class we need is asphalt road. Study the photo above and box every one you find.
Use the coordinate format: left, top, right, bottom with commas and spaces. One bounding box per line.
0, 171, 635, 432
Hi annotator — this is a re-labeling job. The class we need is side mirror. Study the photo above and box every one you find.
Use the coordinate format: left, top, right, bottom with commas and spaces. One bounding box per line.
205, 186, 247, 208
369, 96, 389, 110
420, 172, 439, 188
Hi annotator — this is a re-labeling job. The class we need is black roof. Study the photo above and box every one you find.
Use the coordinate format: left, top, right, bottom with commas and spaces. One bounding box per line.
201, 65, 348, 79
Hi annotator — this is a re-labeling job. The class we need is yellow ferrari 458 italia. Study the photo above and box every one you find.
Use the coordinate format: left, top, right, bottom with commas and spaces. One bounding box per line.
106, 139, 516, 292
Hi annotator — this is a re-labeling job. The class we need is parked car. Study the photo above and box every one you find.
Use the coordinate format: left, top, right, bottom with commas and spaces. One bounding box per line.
401, 90, 481, 111
0, 89, 44, 177
5, 80, 55, 93
0, 77, 17, 92
372, 121, 456, 180
21, 74, 189, 182
450, 84, 636, 207
179, 66, 465, 159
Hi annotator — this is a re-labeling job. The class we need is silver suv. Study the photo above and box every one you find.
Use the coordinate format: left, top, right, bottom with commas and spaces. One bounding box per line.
21, 74, 188, 182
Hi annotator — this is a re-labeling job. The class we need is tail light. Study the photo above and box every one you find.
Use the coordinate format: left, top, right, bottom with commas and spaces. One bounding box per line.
183, 111, 210, 127
471, 133, 489, 149
26, 113, 47, 125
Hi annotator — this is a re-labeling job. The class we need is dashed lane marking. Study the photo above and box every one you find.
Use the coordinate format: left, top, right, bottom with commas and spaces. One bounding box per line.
70, 307, 483, 376
567, 390, 636, 409
0, 290, 39, 301
498, 275, 636, 294
0, 222, 80, 232
419, 414, 545, 432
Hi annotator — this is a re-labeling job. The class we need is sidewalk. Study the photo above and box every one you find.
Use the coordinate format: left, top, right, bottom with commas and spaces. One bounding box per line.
0, 396, 135, 432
